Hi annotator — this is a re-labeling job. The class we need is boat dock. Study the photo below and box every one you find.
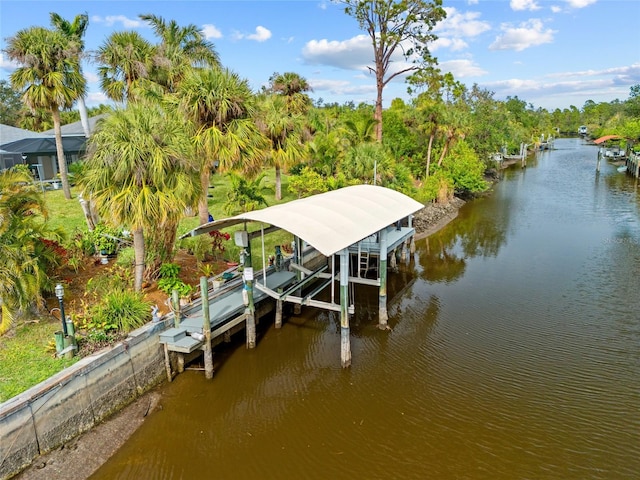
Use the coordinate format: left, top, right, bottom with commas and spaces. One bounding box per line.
159, 266, 297, 380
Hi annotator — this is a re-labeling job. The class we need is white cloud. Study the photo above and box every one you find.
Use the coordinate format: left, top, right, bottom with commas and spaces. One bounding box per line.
439, 59, 488, 78
91, 15, 144, 29
245, 26, 272, 42
86, 91, 111, 107
565, 0, 597, 8
202, 24, 222, 40
302, 35, 372, 71
489, 19, 556, 51
510, 0, 541, 11
309, 78, 376, 97
480, 63, 640, 109
84, 72, 99, 83
0, 53, 18, 72
435, 8, 491, 38
431, 37, 469, 52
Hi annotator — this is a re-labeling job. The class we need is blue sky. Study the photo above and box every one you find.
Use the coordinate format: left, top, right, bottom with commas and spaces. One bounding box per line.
1, 0, 639, 112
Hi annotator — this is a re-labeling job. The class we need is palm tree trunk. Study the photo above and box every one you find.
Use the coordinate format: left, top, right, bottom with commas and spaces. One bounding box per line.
52, 108, 72, 199
275, 164, 282, 200
133, 228, 145, 292
198, 169, 211, 225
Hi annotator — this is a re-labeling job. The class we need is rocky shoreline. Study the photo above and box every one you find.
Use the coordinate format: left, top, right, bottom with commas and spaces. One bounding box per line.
13, 197, 466, 480
413, 196, 466, 240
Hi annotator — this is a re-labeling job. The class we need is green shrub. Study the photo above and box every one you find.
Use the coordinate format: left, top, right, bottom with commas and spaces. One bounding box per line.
180, 235, 214, 262
86, 290, 151, 333
157, 262, 193, 298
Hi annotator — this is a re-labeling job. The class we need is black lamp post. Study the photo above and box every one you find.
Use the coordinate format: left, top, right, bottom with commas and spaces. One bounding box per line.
55, 283, 68, 336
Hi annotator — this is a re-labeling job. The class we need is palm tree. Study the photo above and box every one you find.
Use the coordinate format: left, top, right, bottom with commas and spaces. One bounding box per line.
268, 71, 313, 114
0, 166, 52, 334
176, 67, 267, 225
255, 94, 305, 200
50, 12, 91, 137
140, 14, 220, 93
96, 31, 154, 104
5, 26, 84, 199
80, 101, 201, 291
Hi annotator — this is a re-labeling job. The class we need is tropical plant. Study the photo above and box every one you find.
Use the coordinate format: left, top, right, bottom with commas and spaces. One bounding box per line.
0, 166, 62, 334
85, 290, 151, 333
5, 26, 85, 199
80, 100, 201, 291
140, 13, 220, 93
223, 172, 269, 214
254, 94, 305, 200
96, 31, 154, 103
49, 12, 91, 137
176, 67, 267, 224
157, 263, 193, 298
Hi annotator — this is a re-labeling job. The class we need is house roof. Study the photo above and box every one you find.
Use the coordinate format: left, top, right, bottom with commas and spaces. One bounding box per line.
0, 124, 47, 148
593, 135, 622, 144
42, 113, 109, 137
0, 136, 87, 155
183, 185, 424, 257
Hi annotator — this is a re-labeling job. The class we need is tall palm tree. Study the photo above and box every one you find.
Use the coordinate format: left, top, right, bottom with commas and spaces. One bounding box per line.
0, 166, 51, 334
268, 71, 313, 114
80, 101, 201, 291
176, 67, 267, 225
5, 26, 84, 200
50, 12, 91, 137
96, 31, 154, 104
255, 94, 305, 200
140, 14, 220, 93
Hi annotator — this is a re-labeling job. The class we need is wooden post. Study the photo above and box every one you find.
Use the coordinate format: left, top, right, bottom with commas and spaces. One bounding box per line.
390, 248, 397, 269
275, 299, 283, 328
163, 343, 172, 383
200, 276, 214, 379
339, 250, 351, 368
410, 235, 416, 254
596, 149, 602, 172
172, 290, 181, 327
378, 228, 388, 329
244, 240, 256, 349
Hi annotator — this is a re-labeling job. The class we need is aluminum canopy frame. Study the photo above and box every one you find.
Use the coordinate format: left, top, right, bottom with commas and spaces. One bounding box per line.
182, 184, 424, 256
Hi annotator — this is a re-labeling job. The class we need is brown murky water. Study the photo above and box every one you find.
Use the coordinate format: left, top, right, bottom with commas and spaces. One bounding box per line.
91, 138, 640, 479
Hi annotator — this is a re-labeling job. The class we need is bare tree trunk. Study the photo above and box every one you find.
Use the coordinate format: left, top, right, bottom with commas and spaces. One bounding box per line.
52, 108, 71, 199
426, 134, 434, 177
375, 78, 384, 143
78, 95, 91, 137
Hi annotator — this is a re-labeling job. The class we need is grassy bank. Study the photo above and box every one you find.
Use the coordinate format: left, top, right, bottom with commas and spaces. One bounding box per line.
1, 171, 295, 403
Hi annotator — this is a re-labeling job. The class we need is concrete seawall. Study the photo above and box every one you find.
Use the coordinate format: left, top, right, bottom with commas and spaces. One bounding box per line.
0, 320, 169, 480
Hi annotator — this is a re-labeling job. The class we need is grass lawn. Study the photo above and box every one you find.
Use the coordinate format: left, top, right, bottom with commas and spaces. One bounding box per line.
0, 170, 296, 403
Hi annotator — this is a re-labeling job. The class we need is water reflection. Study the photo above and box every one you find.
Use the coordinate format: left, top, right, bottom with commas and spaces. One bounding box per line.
90, 138, 640, 480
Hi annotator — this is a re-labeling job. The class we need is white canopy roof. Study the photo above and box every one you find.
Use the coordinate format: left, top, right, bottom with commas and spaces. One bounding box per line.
185, 184, 424, 257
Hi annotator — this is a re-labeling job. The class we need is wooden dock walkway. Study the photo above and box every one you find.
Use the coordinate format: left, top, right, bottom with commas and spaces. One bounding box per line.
159, 267, 296, 379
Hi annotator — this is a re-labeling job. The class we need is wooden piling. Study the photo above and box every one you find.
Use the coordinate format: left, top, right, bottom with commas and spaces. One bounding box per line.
339, 250, 351, 367
275, 299, 283, 328
172, 290, 181, 327
200, 276, 214, 379
378, 228, 388, 329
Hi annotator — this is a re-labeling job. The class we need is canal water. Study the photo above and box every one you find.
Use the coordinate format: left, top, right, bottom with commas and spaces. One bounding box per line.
90, 138, 639, 480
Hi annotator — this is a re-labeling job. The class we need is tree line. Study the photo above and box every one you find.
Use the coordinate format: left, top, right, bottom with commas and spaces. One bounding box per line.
2, 0, 639, 332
